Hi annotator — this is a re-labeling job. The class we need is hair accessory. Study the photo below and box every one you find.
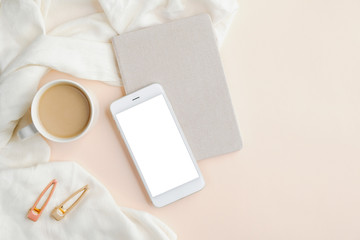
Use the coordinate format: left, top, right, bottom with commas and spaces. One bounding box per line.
27, 179, 57, 222
51, 184, 89, 221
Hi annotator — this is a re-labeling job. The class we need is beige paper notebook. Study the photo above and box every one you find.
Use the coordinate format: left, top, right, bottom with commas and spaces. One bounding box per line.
112, 14, 242, 160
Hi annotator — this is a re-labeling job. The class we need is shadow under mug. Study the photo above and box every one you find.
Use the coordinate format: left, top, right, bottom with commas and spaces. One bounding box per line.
18, 79, 98, 143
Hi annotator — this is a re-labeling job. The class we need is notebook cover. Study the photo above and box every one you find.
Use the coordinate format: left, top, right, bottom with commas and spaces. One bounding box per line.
112, 14, 242, 160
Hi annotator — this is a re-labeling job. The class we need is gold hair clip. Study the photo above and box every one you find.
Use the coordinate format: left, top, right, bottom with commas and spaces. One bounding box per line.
51, 185, 89, 221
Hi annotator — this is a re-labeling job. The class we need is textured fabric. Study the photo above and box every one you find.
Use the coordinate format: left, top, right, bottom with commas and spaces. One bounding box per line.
112, 14, 242, 161
0, 162, 176, 239
0, 0, 238, 239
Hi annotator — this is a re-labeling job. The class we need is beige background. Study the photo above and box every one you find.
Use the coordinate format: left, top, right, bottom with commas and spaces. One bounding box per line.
40, 1, 360, 239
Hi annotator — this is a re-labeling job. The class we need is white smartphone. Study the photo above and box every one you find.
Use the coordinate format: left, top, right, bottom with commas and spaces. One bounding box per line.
110, 83, 205, 207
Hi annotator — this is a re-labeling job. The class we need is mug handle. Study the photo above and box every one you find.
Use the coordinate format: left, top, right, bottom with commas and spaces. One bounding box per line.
18, 123, 38, 139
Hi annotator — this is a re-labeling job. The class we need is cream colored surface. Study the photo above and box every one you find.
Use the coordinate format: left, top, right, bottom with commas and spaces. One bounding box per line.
43, 1, 360, 239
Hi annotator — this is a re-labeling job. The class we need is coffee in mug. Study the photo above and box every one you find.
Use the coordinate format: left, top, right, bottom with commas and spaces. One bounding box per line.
18, 79, 97, 142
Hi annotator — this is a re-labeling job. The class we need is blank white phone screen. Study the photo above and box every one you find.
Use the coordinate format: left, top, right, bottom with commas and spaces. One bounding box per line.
116, 95, 199, 197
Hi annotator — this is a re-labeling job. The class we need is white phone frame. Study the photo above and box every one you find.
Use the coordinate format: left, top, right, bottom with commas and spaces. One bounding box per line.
110, 83, 205, 207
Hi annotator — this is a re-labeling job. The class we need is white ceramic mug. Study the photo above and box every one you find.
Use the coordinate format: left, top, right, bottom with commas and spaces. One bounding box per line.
18, 79, 98, 143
